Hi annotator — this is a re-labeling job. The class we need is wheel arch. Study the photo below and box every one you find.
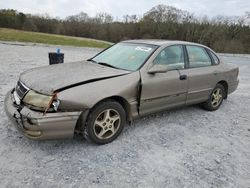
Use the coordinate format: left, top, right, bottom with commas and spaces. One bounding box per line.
217, 80, 228, 99
74, 96, 132, 134
95, 96, 131, 122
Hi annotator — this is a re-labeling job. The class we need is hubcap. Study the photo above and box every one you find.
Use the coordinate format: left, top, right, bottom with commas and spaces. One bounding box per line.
93, 109, 121, 139
211, 88, 223, 108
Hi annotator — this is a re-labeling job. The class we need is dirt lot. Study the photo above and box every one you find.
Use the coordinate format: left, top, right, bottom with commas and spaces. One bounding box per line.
0, 42, 249, 188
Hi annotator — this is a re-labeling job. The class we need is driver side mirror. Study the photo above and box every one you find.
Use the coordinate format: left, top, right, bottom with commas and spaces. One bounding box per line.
147, 64, 168, 74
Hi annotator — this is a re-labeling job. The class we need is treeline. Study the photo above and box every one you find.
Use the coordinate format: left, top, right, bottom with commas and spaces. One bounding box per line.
0, 5, 250, 53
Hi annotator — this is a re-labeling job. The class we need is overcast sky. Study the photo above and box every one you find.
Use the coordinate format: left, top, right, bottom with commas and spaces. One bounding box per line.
0, 0, 249, 19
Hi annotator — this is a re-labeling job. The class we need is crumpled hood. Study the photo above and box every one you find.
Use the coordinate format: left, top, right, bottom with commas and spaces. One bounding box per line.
20, 61, 130, 95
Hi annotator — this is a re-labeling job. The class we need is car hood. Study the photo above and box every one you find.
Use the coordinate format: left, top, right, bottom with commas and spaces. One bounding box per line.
19, 61, 130, 95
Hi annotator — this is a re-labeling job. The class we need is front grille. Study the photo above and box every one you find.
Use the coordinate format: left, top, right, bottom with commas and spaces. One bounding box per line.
15, 80, 29, 99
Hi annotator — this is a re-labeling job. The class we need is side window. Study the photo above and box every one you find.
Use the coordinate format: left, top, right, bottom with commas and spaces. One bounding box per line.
210, 51, 220, 65
153, 45, 185, 70
186, 46, 212, 68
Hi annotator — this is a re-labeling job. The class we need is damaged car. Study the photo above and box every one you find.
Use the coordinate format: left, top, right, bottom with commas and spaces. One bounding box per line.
5, 40, 239, 144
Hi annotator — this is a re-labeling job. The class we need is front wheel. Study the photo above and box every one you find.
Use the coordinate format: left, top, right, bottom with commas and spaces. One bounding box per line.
84, 100, 126, 145
202, 84, 225, 111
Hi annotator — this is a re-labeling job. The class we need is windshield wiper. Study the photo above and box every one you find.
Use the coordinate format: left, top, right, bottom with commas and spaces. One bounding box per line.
87, 59, 97, 63
98, 62, 119, 69
88, 59, 120, 70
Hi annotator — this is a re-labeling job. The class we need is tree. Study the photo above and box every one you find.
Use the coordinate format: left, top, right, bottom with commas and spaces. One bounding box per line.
0, 5, 250, 53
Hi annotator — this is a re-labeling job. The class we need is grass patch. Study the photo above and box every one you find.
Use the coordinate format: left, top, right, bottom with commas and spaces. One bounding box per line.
0, 28, 110, 48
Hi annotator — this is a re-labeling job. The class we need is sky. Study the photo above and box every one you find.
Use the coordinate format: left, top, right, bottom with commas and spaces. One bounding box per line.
0, 0, 249, 19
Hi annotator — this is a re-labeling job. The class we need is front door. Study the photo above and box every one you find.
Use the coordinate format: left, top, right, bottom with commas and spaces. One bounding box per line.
139, 45, 188, 116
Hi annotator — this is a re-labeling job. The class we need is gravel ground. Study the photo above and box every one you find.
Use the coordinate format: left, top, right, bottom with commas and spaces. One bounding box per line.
0, 42, 249, 188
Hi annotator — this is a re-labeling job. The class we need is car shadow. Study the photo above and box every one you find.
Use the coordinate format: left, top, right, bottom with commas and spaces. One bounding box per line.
9, 103, 218, 151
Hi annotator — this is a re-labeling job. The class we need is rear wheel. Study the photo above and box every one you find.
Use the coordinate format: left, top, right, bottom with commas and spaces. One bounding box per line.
202, 84, 224, 111
84, 100, 126, 145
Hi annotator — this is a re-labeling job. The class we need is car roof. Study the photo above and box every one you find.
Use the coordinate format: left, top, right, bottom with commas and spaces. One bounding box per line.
122, 39, 207, 48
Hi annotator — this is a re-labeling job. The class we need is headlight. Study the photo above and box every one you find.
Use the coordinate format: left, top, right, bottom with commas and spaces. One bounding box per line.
23, 90, 60, 112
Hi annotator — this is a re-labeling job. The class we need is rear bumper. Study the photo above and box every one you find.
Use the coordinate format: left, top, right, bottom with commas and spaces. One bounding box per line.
228, 79, 239, 94
4, 89, 82, 140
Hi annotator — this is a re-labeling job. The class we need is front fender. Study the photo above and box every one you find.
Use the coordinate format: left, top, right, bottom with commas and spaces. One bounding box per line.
57, 71, 140, 111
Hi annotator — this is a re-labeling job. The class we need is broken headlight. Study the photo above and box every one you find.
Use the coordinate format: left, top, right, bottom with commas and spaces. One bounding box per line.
23, 90, 60, 112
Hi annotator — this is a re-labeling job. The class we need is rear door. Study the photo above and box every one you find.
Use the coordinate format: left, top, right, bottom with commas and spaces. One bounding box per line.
183, 45, 220, 105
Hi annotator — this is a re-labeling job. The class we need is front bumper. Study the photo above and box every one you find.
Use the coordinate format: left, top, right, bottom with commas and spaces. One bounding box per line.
4, 89, 82, 140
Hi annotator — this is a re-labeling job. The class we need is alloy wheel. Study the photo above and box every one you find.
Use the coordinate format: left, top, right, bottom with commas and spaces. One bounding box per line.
211, 88, 223, 108
93, 109, 121, 140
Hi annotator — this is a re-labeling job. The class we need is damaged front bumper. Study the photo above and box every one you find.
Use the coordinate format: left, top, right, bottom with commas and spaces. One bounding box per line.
4, 89, 82, 140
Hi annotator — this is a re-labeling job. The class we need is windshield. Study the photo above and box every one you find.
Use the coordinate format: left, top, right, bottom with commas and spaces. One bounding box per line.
91, 42, 158, 71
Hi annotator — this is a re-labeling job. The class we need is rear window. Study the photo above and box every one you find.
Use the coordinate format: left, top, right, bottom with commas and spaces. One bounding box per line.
186, 46, 212, 68
210, 51, 220, 65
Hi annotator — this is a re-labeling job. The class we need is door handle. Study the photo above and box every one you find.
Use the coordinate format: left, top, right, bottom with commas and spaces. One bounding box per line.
179, 75, 187, 80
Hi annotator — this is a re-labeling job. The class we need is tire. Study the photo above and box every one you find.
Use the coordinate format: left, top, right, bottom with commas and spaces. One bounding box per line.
202, 83, 225, 111
83, 100, 126, 145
